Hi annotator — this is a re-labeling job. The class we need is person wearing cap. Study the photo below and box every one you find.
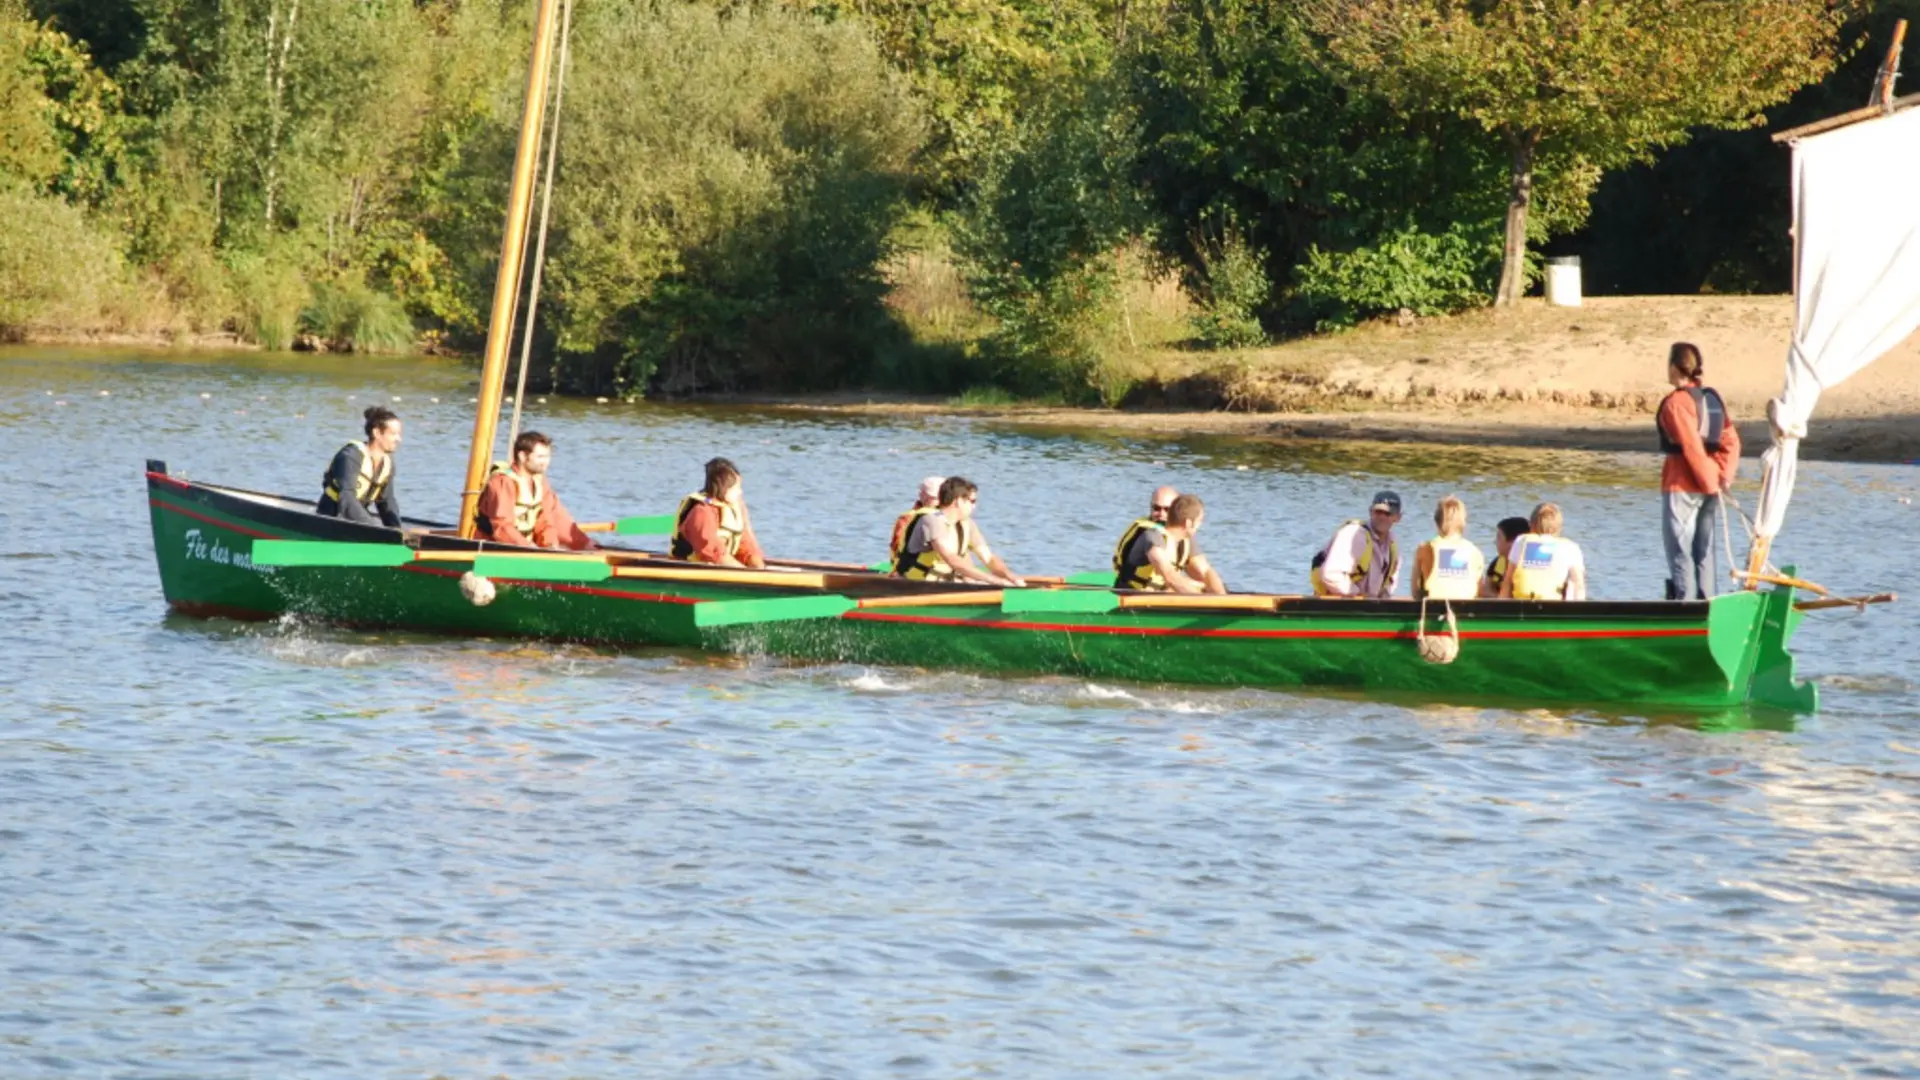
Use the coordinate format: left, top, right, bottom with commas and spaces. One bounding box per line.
1479, 516, 1531, 598
1499, 502, 1587, 601
1411, 495, 1485, 601
1113, 492, 1227, 593
888, 476, 945, 568
1311, 491, 1403, 598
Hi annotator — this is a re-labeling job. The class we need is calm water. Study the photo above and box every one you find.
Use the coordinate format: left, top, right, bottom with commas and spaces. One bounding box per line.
3, 346, 1918, 1077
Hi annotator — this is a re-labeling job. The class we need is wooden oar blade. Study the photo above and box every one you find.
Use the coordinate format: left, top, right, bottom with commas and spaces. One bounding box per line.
1001, 589, 1119, 615
692, 595, 857, 628
1064, 570, 1116, 586
613, 513, 676, 536
472, 554, 613, 582
252, 540, 414, 567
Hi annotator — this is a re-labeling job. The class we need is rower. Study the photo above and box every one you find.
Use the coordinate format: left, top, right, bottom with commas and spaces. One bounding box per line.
1136, 484, 1223, 590
1311, 491, 1402, 598
1480, 516, 1530, 598
670, 457, 766, 568
316, 406, 404, 527
888, 476, 944, 567
1500, 502, 1587, 601
1412, 495, 1485, 601
1114, 493, 1225, 594
893, 476, 1024, 587
473, 431, 595, 550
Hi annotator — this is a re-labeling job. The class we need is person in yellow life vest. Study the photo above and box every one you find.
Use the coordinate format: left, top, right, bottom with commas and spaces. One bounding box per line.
1479, 516, 1530, 598
1412, 495, 1486, 601
888, 476, 945, 566
1312, 490, 1402, 598
316, 405, 404, 527
1114, 493, 1226, 594
1499, 502, 1588, 601
893, 476, 1024, 586
473, 431, 596, 550
670, 457, 766, 568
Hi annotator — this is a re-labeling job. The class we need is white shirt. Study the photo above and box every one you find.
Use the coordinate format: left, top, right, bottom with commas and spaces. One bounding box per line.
1318, 521, 1400, 598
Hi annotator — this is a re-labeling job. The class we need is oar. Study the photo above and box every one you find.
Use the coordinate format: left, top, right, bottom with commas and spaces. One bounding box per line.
1064, 570, 1115, 586
578, 513, 677, 536
692, 594, 857, 628
1001, 589, 1121, 615
254, 540, 495, 568
1793, 591, 1896, 612
1731, 568, 1831, 596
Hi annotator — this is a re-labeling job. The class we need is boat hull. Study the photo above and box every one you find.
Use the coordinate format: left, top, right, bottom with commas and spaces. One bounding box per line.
145, 465, 1817, 713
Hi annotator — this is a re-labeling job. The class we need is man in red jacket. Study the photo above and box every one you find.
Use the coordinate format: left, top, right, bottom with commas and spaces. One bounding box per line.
1657, 342, 1740, 599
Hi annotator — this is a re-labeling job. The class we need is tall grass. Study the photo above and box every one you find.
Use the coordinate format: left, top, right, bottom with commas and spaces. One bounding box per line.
0, 186, 133, 338
303, 280, 415, 353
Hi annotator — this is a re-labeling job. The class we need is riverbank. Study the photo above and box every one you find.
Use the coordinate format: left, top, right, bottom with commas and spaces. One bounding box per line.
771, 296, 1920, 464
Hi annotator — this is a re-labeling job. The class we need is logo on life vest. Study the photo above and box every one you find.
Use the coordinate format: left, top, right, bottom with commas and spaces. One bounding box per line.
1437, 549, 1471, 576
1520, 540, 1557, 569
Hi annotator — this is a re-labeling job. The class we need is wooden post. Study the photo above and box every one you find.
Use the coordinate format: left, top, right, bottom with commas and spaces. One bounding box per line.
1876, 19, 1907, 109
457, 0, 564, 538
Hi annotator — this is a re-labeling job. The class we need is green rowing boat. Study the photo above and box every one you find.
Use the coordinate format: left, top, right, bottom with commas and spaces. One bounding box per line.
145, 462, 1817, 714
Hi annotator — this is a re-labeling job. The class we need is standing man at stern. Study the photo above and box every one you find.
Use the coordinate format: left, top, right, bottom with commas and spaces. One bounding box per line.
1658, 342, 1740, 599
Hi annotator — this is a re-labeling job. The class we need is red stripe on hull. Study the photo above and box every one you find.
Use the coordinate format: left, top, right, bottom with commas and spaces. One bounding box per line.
149, 496, 281, 540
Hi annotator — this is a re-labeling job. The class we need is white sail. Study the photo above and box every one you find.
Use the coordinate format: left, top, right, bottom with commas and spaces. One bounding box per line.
1753, 103, 1920, 549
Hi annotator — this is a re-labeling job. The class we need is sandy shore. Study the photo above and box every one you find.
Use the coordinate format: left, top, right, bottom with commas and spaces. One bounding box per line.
772, 296, 1920, 463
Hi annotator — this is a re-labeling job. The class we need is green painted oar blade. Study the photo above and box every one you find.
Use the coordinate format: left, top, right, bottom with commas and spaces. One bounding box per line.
612, 513, 676, 536
1001, 588, 1119, 615
252, 540, 413, 567
1064, 570, 1116, 586
472, 554, 613, 582
692, 594, 857, 629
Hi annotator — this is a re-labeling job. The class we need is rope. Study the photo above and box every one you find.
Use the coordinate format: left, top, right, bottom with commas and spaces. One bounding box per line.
506, 0, 575, 455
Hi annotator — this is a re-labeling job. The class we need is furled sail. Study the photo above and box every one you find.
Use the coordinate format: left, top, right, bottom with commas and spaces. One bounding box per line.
1750, 103, 1920, 567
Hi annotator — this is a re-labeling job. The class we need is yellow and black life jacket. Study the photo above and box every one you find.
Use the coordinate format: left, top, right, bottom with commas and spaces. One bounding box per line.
321, 441, 392, 509
1508, 533, 1578, 600
1112, 518, 1192, 591
893, 512, 974, 581
473, 463, 543, 541
890, 505, 940, 563
1484, 553, 1511, 597
1419, 535, 1485, 601
670, 493, 744, 562
1310, 520, 1399, 597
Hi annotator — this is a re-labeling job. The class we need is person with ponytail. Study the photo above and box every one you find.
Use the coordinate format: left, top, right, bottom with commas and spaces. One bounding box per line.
1656, 342, 1740, 599
317, 406, 404, 527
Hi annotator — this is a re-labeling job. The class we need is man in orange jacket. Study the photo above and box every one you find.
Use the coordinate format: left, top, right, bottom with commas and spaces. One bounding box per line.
1657, 342, 1740, 599
473, 431, 596, 550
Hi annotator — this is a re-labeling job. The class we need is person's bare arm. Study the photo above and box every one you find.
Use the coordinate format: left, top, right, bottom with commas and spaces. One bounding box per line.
932, 531, 1001, 585
1187, 552, 1226, 595
1147, 544, 1204, 594
1411, 543, 1434, 601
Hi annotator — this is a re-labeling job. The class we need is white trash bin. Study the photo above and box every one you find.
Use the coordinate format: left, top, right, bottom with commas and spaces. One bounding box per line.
1545, 255, 1583, 307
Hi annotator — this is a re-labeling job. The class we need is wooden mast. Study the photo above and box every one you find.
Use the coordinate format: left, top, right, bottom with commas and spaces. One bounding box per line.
457, 0, 565, 538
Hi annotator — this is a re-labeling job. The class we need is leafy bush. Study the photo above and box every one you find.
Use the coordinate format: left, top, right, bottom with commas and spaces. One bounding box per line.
1292, 222, 1501, 330
302, 278, 415, 353
0, 183, 129, 335
952, 72, 1150, 402
228, 252, 309, 351
544, 0, 923, 395
1188, 221, 1269, 348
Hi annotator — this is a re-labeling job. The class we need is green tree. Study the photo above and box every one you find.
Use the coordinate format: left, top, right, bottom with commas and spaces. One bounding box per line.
1301, 0, 1856, 306
543, 0, 923, 394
